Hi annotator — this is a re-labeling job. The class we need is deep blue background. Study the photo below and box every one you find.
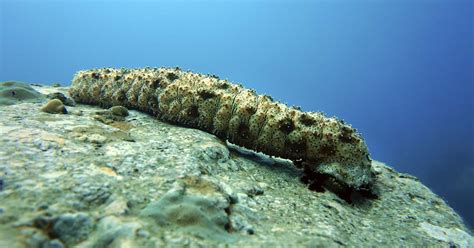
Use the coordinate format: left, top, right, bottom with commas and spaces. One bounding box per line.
1, 0, 473, 228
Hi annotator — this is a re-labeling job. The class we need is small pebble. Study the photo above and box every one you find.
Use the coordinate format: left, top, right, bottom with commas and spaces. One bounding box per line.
46, 92, 76, 106
44, 239, 65, 248
28, 231, 49, 248
137, 229, 150, 238
41, 99, 67, 114
52, 212, 93, 245
33, 215, 54, 229
110, 106, 129, 117
37, 204, 49, 210
245, 186, 264, 198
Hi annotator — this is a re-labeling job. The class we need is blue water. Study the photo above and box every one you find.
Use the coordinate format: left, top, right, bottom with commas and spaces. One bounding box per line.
1, 0, 473, 228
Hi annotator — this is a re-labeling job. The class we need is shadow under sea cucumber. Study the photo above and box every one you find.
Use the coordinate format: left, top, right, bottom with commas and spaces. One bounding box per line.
69, 67, 375, 193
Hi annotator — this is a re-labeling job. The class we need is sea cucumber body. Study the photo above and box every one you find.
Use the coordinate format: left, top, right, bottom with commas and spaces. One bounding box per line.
69, 67, 374, 189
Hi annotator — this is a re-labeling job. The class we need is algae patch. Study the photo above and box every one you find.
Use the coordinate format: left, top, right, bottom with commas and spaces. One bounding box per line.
141, 178, 236, 243
0, 81, 45, 105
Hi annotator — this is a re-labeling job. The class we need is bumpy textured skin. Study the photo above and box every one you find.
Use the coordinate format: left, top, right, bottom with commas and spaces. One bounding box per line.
69, 67, 374, 189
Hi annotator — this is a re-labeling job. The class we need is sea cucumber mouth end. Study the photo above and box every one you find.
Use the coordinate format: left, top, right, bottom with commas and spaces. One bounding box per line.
302, 158, 376, 197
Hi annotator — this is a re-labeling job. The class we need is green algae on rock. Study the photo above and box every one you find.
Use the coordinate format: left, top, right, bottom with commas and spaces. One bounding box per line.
69, 67, 375, 191
0, 81, 45, 105
109, 105, 129, 117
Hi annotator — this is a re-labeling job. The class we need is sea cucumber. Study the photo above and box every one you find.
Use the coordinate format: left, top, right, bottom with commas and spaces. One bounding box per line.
69, 67, 375, 191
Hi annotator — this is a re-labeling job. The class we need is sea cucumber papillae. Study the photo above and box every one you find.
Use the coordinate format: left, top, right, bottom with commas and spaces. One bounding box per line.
69, 67, 375, 191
